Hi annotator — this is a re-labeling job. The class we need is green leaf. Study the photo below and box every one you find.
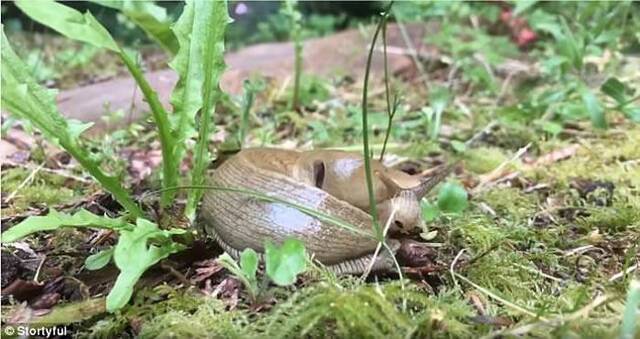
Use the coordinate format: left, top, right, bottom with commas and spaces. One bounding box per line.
15, 0, 118, 51
437, 182, 468, 214
14, 1, 175, 212
513, 0, 538, 16
90, 0, 178, 55
217, 252, 258, 300
451, 140, 467, 153
600, 77, 628, 106
240, 248, 259, 282
1, 209, 130, 243
421, 200, 441, 222
265, 239, 307, 286
1, 23, 141, 217
85, 247, 114, 270
580, 86, 607, 129
177, 0, 231, 218
107, 219, 186, 312
539, 120, 563, 136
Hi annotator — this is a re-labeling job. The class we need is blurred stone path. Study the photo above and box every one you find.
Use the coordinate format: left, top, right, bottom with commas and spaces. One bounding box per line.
1, 23, 436, 161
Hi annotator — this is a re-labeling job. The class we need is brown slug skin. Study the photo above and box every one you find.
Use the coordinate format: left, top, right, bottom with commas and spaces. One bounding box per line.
200, 148, 379, 265
199, 148, 451, 271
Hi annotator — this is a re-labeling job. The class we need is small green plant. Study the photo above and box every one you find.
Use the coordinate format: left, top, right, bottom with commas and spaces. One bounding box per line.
217, 238, 307, 302
518, 1, 639, 129
421, 181, 469, 223
237, 79, 265, 147
1, 209, 186, 311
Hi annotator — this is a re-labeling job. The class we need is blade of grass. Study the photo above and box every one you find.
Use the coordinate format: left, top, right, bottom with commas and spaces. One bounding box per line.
284, 0, 303, 110
146, 185, 375, 239
378, 16, 399, 162
362, 6, 392, 239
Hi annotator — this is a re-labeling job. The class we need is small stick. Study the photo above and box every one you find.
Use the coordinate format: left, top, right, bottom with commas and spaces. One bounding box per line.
5, 162, 45, 202
609, 264, 638, 282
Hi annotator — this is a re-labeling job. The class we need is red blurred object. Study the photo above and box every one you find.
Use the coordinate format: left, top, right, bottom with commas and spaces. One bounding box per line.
500, 8, 538, 48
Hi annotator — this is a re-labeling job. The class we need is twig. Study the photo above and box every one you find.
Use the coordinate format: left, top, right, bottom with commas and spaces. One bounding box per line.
473, 143, 531, 194
454, 272, 545, 320
360, 206, 397, 281
392, 13, 431, 90
5, 162, 45, 202
160, 261, 192, 287
513, 263, 564, 283
609, 264, 638, 282
4, 160, 92, 184
33, 255, 47, 285
450, 249, 466, 292
484, 294, 611, 338
563, 245, 605, 257
465, 121, 497, 148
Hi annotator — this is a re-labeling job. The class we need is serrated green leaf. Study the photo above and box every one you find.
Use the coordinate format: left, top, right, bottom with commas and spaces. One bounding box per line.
240, 248, 259, 282
13, 1, 177, 210
580, 86, 607, 129
1, 209, 130, 243
601, 77, 628, 105
107, 219, 186, 312
217, 251, 258, 300
176, 0, 231, 218
85, 247, 114, 270
15, 0, 118, 51
1, 25, 142, 217
437, 182, 468, 214
265, 239, 307, 286
90, 0, 178, 54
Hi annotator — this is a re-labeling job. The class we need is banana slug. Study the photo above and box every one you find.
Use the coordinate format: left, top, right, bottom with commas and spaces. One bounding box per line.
199, 148, 451, 274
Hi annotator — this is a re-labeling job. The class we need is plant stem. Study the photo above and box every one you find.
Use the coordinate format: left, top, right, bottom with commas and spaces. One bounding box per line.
287, 0, 302, 110
119, 50, 177, 207
362, 10, 390, 240
239, 80, 256, 147
379, 19, 393, 162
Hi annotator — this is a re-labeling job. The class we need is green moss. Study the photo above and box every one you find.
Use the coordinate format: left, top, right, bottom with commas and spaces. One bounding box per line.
139, 298, 248, 339
527, 129, 640, 189
577, 203, 640, 234
463, 147, 509, 174
255, 279, 474, 338
81, 287, 215, 338
480, 187, 538, 221
1, 168, 86, 214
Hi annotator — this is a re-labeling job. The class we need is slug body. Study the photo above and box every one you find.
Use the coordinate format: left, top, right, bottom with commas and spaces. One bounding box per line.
199, 148, 450, 273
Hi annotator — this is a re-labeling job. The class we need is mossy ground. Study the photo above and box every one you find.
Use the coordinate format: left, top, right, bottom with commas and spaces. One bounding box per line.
2, 6, 639, 337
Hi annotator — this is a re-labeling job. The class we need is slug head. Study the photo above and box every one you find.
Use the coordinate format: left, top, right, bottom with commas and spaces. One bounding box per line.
381, 190, 422, 234
377, 164, 456, 233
